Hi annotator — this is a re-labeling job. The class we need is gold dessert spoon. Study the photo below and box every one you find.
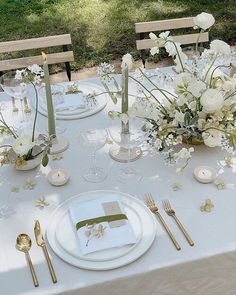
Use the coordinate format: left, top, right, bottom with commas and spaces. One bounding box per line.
16, 234, 39, 287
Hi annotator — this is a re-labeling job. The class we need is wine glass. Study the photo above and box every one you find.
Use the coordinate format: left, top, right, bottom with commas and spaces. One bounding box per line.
38, 84, 66, 134
0, 71, 30, 124
108, 116, 146, 183
79, 129, 108, 182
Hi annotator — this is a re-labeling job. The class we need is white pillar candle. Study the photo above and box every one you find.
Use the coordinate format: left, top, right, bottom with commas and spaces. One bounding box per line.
47, 169, 69, 186
193, 166, 216, 183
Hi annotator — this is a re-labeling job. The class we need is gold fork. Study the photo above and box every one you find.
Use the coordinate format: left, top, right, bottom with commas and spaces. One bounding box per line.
145, 193, 181, 251
162, 200, 194, 246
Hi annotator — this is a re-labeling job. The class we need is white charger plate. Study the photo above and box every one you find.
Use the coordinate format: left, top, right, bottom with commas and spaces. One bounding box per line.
46, 190, 157, 270
37, 81, 107, 120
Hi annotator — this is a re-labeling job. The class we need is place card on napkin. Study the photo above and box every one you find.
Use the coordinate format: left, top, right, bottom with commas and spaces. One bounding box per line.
69, 195, 137, 255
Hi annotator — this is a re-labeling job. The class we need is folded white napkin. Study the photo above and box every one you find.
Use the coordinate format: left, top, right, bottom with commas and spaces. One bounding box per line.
69, 195, 137, 255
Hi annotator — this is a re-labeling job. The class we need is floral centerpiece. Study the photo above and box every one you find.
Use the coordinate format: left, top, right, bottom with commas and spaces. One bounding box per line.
98, 12, 236, 171
0, 65, 51, 170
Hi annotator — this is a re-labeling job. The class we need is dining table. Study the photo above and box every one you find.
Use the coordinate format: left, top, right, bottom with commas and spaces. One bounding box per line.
0, 67, 236, 295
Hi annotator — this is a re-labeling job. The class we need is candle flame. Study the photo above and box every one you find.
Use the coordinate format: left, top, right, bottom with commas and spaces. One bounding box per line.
41, 51, 47, 61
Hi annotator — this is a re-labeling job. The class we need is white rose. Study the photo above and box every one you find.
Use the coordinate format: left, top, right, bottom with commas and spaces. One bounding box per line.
187, 80, 206, 97
193, 12, 215, 30
202, 129, 222, 147
210, 40, 231, 56
121, 53, 133, 71
200, 89, 224, 113
12, 135, 34, 156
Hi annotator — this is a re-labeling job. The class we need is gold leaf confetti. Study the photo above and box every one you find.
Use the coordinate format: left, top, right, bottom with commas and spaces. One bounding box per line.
171, 182, 182, 191
200, 199, 214, 212
35, 196, 50, 210
23, 178, 37, 190
11, 186, 20, 193
214, 179, 226, 190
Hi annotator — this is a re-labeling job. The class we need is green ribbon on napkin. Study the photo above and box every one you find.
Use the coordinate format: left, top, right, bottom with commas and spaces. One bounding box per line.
76, 214, 128, 231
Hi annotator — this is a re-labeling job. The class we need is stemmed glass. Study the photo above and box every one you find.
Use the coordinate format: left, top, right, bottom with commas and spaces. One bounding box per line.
79, 129, 108, 182
108, 116, 146, 183
0, 71, 31, 125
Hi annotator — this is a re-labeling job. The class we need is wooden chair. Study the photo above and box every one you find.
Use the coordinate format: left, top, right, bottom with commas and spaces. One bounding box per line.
0, 34, 74, 80
135, 17, 209, 67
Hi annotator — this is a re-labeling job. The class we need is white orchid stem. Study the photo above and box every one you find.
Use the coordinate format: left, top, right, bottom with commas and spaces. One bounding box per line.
195, 29, 204, 54
167, 40, 185, 72
209, 64, 231, 87
203, 55, 218, 82
0, 113, 17, 139
128, 75, 167, 115
138, 68, 178, 100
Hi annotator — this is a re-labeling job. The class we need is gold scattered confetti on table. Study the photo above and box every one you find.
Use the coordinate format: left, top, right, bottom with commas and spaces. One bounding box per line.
171, 182, 182, 191
214, 179, 226, 190
35, 196, 50, 210
200, 199, 214, 212
23, 178, 37, 190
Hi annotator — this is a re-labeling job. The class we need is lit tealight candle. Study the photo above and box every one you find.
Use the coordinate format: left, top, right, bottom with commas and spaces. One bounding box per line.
193, 166, 216, 183
47, 169, 69, 186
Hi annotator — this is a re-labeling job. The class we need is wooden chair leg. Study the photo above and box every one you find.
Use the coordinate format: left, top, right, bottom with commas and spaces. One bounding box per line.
141, 49, 146, 68
63, 45, 72, 81
65, 61, 71, 81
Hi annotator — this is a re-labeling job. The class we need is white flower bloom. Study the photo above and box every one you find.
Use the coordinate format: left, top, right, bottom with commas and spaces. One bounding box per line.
12, 135, 34, 156
193, 12, 215, 30
210, 40, 231, 56
150, 46, 159, 56
200, 89, 224, 113
28, 64, 43, 75
15, 69, 26, 80
159, 31, 170, 40
202, 129, 222, 147
165, 42, 182, 56
121, 53, 133, 71
174, 51, 187, 72
173, 72, 193, 94
173, 110, 185, 125
174, 147, 194, 160
149, 32, 157, 40
188, 101, 197, 111
187, 80, 206, 97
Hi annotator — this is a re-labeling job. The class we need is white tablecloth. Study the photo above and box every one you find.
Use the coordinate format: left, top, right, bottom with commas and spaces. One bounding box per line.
1, 69, 236, 295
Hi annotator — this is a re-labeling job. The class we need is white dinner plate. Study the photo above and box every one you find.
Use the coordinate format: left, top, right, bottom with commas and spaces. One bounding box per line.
37, 81, 107, 120
46, 190, 157, 270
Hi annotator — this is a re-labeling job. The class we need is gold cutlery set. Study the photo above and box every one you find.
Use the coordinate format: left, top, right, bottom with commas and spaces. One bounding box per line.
16, 220, 57, 287
11, 96, 31, 113
145, 193, 194, 250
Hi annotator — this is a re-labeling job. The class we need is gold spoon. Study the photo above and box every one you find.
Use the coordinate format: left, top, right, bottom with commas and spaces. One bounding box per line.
16, 234, 39, 287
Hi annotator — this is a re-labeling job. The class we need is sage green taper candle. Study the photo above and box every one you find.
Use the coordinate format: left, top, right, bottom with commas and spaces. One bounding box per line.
121, 66, 129, 133
42, 52, 56, 136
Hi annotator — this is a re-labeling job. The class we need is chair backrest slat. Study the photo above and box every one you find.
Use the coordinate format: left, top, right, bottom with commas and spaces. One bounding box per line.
135, 17, 194, 33
136, 32, 209, 50
0, 51, 74, 71
0, 34, 72, 54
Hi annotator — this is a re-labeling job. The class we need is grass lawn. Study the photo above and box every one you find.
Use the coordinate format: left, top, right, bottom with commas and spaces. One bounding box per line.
0, 0, 235, 70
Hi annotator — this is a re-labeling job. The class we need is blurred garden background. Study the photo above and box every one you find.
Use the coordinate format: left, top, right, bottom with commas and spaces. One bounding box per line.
0, 0, 235, 71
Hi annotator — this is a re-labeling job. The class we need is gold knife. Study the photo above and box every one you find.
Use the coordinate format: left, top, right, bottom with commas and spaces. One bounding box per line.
34, 220, 57, 283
